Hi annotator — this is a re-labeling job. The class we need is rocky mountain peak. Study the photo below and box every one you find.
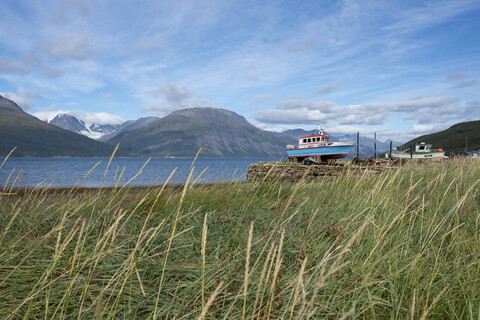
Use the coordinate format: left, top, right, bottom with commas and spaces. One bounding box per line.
49, 113, 87, 134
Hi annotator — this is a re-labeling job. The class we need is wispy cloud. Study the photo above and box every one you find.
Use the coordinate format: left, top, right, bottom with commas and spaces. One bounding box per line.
449, 80, 477, 89
140, 83, 209, 114
46, 32, 92, 60
0, 58, 31, 74
252, 95, 459, 127
382, 0, 479, 34
446, 71, 465, 80
315, 84, 340, 94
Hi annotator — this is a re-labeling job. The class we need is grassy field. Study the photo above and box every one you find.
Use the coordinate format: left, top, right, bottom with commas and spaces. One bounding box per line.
0, 158, 479, 319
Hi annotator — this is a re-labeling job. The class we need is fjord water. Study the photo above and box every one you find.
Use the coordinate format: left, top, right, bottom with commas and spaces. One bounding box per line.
0, 157, 278, 188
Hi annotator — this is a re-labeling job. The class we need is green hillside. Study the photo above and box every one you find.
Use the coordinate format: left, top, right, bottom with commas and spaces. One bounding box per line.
401, 121, 480, 152
107, 107, 296, 158
0, 96, 130, 157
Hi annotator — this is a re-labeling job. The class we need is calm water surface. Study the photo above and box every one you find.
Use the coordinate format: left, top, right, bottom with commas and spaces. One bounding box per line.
0, 157, 278, 188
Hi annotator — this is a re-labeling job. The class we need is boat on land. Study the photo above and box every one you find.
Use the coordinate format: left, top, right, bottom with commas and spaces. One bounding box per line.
390, 142, 444, 159
286, 127, 354, 162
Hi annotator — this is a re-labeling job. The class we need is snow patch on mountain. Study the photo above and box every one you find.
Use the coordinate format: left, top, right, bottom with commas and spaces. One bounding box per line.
34, 110, 124, 139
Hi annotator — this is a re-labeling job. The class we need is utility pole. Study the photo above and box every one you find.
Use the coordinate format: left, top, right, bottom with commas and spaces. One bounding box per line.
389, 141, 392, 159
374, 132, 377, 161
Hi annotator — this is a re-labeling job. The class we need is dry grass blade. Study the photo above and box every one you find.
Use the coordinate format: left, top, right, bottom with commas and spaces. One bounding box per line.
197, 281, 224, 320
103, 143, 119, 179
0, 147, 16, 171
420, 284, 450, 320
242, 221, 254, 320
201, 212, 208, 314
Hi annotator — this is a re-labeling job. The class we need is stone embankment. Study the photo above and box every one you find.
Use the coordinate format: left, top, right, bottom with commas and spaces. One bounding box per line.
246, 162, 390, 182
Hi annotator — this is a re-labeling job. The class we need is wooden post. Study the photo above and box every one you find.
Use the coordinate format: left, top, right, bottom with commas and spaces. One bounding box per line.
374, 132, 377, 161
410, 145, 413, 159
389, 141, 392, 159
356, 132, 360, 162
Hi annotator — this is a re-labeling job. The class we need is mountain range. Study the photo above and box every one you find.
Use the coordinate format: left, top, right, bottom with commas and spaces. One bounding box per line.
106, 108, 296, 158
0, 95, 129, 157
47, 113, 121, 139
3, 93, 477, 158
43, 111, 401, 158
0, 95, 295, 158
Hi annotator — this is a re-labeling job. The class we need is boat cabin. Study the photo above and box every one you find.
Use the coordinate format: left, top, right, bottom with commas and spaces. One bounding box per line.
415, 142, 432, 153
298, 132, 330, 149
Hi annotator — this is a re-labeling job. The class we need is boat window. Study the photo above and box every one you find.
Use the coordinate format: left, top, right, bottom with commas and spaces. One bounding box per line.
308, 138, 311, 143
302, 139, 307, 143
316, 137, 320, 142
418, 146, 425, 150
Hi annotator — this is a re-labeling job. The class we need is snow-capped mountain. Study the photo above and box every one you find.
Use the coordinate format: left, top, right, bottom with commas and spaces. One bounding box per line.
47, 113, 123, 140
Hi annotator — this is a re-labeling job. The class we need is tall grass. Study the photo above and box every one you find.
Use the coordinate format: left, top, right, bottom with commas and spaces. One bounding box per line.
0, 159, 479, 319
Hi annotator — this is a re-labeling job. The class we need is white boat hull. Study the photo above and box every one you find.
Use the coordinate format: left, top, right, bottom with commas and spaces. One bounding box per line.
391, 151, 444, 159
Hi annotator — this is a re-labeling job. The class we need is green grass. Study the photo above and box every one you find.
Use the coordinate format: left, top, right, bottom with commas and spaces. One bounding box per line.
0, 158, 479, 319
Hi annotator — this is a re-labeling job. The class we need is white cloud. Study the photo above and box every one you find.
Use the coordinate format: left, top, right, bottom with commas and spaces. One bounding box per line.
18, 86, 42, 99
253, 109, 332, 125
411, 124, 435, 134
0, 92, 33, 110
49, 0, 89, 24
33, 108, 124, 126
141, 83, 209, 114
244, 73, 260, 83
315, 84, 340, 94
0, 58, 31, 74
252, 95, 459, 126
42, 64, 62, 77
382, 0, 478, 35
276, 98, 337, 111
407, 123, 451, 139
462, 100, 480, 120
449, 80, 477, 89
387, 96, 457, 112
130, 37, 163, 52
47, 32, 92, 60
0, 86, 42, 110
446, 71, 465, 80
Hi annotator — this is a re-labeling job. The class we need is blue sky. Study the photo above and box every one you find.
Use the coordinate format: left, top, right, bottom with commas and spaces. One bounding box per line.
1, 0, 479, 141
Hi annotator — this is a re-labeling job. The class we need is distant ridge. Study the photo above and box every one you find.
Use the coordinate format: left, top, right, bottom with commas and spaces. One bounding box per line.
0, 95, 27, 114
401, 120, 480, 152
0, 95, 130, 157
99, 117, 159, 142
106, 107, 296, 158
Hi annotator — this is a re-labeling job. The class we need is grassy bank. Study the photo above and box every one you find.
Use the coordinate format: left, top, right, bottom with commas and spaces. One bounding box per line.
0, 159, 479, 319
